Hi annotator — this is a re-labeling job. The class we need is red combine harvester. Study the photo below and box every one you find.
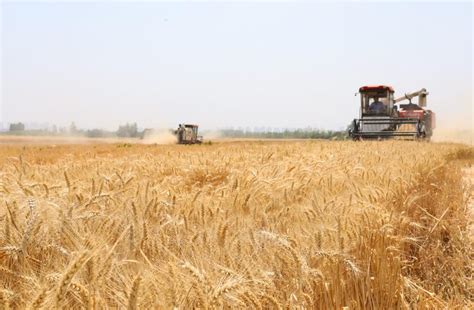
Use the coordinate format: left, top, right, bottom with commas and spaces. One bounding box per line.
349, 85, 436, 140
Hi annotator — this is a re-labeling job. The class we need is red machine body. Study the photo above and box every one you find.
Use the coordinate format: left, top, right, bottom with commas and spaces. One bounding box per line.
399, 109, 424, 119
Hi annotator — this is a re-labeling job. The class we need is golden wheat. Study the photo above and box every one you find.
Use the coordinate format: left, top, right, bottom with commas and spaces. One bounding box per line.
0, 140, 472, 308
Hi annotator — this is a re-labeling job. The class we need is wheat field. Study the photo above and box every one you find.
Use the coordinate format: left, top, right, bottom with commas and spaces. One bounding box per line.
0, 140, 472, 309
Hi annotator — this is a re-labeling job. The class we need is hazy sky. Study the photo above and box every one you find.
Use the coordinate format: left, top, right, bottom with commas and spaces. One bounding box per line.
1, 1, 472, 131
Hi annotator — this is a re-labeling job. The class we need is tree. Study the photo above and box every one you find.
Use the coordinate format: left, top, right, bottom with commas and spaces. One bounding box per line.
86, 129, 105, 138
69, 122, 78, 134
117, 123, 138, 138
9, 122, 25, 132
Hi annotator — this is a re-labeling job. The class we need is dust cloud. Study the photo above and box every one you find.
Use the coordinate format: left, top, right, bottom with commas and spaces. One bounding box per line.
141, 129, 177, 145
432, 128, 473, 145
427, 110, 473, 145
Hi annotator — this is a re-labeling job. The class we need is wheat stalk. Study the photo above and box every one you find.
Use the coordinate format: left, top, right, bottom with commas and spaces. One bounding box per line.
54, 252, 89, 308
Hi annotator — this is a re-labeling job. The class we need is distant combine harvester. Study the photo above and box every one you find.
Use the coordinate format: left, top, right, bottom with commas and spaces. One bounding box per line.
174, 124, 203, 144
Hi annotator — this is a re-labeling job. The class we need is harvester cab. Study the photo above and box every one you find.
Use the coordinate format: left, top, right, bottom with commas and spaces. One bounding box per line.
349, 85, 435, 140
175, 124, 203, 144
359, 85, 394, 117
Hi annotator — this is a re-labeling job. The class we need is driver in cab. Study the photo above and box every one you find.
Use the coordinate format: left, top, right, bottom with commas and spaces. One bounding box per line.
369, 97, 385, 114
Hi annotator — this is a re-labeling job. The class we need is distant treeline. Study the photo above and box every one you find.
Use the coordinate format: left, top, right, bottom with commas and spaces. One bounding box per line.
219, 129, 347, 140
3, 122, 144, 138
4, 122, 348, 140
